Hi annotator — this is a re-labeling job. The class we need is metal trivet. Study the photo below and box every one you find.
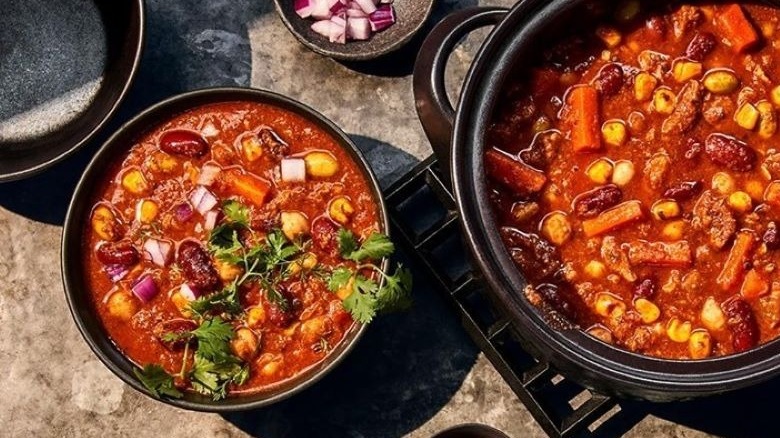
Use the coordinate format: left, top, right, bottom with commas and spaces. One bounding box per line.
384, 156, 648, 438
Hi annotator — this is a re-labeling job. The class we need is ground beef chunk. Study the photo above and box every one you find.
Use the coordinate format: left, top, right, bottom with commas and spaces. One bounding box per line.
662, 80, 704, 135
501, 227, 562, 283
692, 190, 737, 249
703, 95, 736, 126
519, 130, 562, 170
671, 5, 703, 39
764, 149, 780, 179
638, 50, 670, 76
601, 236, 636, 282
644, 152, 671, 190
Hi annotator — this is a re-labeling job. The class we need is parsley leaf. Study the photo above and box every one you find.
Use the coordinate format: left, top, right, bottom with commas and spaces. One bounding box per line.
190, 355, 248, 401
191, 317, 239, 364
188, 281, 242, 319
222, 199, 250, 225
133, 364, 183, 399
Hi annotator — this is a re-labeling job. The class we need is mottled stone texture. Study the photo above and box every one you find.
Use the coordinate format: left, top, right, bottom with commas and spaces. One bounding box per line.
0, 0, 772, 437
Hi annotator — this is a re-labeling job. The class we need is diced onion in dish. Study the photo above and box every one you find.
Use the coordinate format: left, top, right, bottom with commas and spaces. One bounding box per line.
131, 274, 159, 303
300, 0, 396, 43
143, 238, 173, 267
201, 121, 220, 137
197, 163, 221, 186
281, 158, 307, 182
204, 210, 219, 231
104, 264, 129, 283
174, 203, 194, 222
190, 185, 219, 215
179, 283, 201, 301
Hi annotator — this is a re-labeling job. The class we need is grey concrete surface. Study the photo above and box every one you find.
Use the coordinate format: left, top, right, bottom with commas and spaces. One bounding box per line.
0, 0, 774, 437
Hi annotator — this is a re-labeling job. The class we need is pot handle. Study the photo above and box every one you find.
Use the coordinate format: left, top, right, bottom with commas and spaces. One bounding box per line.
413, 7, 508, 184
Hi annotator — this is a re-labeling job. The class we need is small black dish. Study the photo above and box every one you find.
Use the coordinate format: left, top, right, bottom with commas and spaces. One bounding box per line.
0, 0, 143, 182
274, 0, 434, 61
431, 424, 511, 438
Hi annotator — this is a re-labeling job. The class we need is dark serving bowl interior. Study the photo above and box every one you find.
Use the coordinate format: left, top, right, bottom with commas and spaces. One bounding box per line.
450, 0, 780, 400
61, 87, 388, 411
274, 0, 434, 61
0, 0, 143, 182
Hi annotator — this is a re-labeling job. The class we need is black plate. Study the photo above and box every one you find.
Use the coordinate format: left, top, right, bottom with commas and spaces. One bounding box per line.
0, 0, 143, 182
274, 0, 434, 61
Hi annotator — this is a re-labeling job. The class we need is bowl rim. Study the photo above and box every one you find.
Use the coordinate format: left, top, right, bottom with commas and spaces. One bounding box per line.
61, 86, 388, 411
0, 0, 145, 182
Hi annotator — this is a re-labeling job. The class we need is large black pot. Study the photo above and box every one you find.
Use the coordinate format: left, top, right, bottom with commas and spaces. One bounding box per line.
413, 2, 780, 401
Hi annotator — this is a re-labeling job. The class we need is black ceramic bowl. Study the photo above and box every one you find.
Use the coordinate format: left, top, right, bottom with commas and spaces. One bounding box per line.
0, 0, 143, 182
61, 87, 387, 411
274, 0, 434, 61
413, 1, 780, 401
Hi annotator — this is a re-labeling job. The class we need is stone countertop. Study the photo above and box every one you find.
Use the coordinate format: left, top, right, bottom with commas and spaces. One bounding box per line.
0, 0, 777, 437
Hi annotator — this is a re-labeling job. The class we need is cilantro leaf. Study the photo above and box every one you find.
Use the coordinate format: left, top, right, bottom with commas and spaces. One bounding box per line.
188, 282, 243, 319
337, 228, 358, 257
327, 267, 353, 292
375, 265, 413, 312
190, 355, 248, 401
133, 364, 183, 399
222, 200, 250, 225
191, 317, 239, 364
340, 231, 395, 262
342, 275, 379, 323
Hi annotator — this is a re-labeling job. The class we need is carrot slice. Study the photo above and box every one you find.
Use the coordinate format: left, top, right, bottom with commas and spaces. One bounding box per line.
716, 4, 759, 54
740, 269, 770, 299
565, 85, 601, 152
484, 148, 547, 195
717, 231, 756, 291
582, 200, 644, 237
226, 171, 271, 207
626, 240, 692, 267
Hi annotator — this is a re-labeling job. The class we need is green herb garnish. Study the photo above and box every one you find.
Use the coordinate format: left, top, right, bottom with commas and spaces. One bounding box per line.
133, 364, 183, 399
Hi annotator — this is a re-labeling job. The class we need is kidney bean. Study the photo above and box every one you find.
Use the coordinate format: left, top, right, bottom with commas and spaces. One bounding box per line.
159, 130, 209, 158
634, 276, 658, 299
593, 63, 624, 96
536, 283, 575, 320
764, 222, 780, 250
685, 32, 717, 61
96, 241, 140, 266
722, 298, 759, 353
705, 134, 756, 172
573, 185, 623, 219
311, 216, 340, 256
663, 181, 703, 202
177, 240, 220, 292
153, 319, 197, 351
266, 287, 295, 328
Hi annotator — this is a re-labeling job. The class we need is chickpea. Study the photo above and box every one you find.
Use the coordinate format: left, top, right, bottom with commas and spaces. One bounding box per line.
304, 151, 339, 178
701, 297, 726, 331
634, 72, 658, 102
611, 160, 635, 187
170, 291, 192, 318
587, 325, 614, 344
712, 172, 736, 195
288, 252, 318, 276
595, 293, 626, 318
703, 69, 740, 94
280, 211, 309, 240
601, 120, 628, 146
727, 191, 753, 213
596, 26, 622, 48
667, 318, 692, 343
584, 260, 607, 279
672, 60, 703, 83
586, 158, 614, 184
107, 290, 138, 322
735, 102, 760, 130
91, 205, 119, 241
652, 88, 676, 115
261, 360, 282, 376
230, 328, 260, 362
688, 330, 712, 359
121, 169, 149, 195
540, 212, 572, 246
240, 134, 263, 162
135, 199, 159, 224
662, 220, 685, 241
745, 180, 766, 201
300, 316, 329, 343
246, 306, 266, 328
328, 196, 355, 225
634, 298, 661, 323
757, 101, 777, 139
627, 111, 646, 133
650, 199, 681, 220
215, 259, 243, 282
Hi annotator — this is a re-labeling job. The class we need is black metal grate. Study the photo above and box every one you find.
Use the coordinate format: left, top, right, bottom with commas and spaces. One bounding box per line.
384, 156, 647, 438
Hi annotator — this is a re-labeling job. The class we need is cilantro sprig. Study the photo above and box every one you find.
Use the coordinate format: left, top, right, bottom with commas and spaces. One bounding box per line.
134, 364, 183, 398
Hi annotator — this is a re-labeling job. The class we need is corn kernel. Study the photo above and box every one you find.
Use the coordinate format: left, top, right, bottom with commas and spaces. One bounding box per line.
700, 297, 725, 331
601, 120, 628, 146
672, 60, 703, 83
611, 160, 635, 187
246, 306, 266, 328
712, 172, 736, 195
585, 260, 607, 279
304, 151, 339, 178
735, 102, 760, 130
91, 205, 118, 241
634, 298, 661, 323
540, 212, 572, 246
745, 180, 766, 200
764, 181, 780, 207
596, 26, 622, 48
703, 69, 740, 94
634, 72, 658, 102
652, 88, 676, 115
727, 191, 753, 213
667, 318, 692, 343
772, 85, 780, 107
587, 325, 614, 343
135, 199, 158, 224
662, 220, 685, 241
328, 196, 355, 225
121, 169, 149, 195
757, 101, 777, 139
595, 293, 626, 318
688, 330, 712, 359
241, 134, 263, 162
651, 199, 681, 220
586, 158, 614, 184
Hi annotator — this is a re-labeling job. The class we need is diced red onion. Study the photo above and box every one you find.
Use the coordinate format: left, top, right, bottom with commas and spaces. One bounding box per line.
330, 13, 347, 43
281, 158, 306, 182
104, 264, 129, 283
379, 0, 392, 3
201, 121, 220, 137
204, 210, 219, 231
143, 238, 173, 267
369, 5, 395, 32
311, 0, 340, 19
295, 0, 315, 18
352, 0, 377, 14
197, 163, 221, 186
190, 185, 219, 215
179, 283, 201, 301
346, 8, 367, 18
174, 203, 194, 222
312, 19, 336, 37
131, 275, 159, 303
347, 17, 371, 40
